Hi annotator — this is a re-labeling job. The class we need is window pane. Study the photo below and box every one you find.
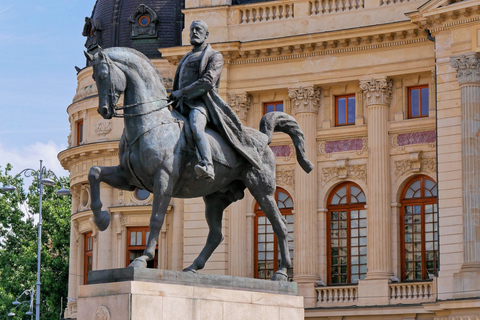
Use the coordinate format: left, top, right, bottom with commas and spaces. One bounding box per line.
130, 232, 136, 246
137, 232, 143, 245
276, 104, 284, 112
421, 88, 429, 116
347, 97, 356, 124
410, 89, 419, 117
337, 98, 346, 125
266, 104, 274, 113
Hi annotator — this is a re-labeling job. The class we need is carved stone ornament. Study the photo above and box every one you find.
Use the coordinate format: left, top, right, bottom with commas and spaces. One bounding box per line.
93, 306, 111, 320
318, 137, 367, 157
73, 84, 98, 103
128, 4, 159, 39
276, 167, 295, 190
228, 93, 251, 122
394, 156, 436, 179
450, 52, 480, 85
288, 86, 322, 114
94, 119, 112, 141
359, 77, 393, 106
322, 160, 366, 186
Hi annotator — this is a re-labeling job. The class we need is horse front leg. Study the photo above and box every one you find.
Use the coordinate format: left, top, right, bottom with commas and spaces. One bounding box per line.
183, 192, 232, 273
88, 165, 135, 231
129, 172, 171, 268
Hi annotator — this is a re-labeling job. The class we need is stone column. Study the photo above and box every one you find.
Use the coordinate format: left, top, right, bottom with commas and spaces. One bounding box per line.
227, 93, 251, 277
171, 198, 185, 271
360, 76, 394, 281
450, 53, 480, 271
288, 86, 320, 308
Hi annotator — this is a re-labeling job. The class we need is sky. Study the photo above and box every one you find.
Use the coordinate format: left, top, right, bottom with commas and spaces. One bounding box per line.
0, 1, 96, 181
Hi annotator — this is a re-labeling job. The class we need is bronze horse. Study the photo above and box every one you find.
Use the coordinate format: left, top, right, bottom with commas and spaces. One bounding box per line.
86, 47, 313, 280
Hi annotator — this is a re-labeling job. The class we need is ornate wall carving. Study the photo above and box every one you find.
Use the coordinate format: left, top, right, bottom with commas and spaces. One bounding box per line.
450, 52, 480, 85
94, 119, 112, 141
288, 86, 322, 114
394, 156, 436, 179
435, 316, 480, 320
228, 93, 251, 122
276, 167, 295, 190
72, 84, 98, 103
359, 77, 393, 106
128, 4, 159, 39
82, 17, 103, 53
322, 160, 366, 186
93, 305, 111, 320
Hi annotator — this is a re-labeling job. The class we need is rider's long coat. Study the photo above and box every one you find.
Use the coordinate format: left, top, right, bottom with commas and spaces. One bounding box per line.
173, 44, 262, 169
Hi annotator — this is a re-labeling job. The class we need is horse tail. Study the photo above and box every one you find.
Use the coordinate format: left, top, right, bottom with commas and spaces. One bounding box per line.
259, 111, 314, 173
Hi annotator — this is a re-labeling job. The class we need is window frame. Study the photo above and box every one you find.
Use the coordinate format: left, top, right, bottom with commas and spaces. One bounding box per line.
84, 232, 93, 285
254, 187, 293, 280
263, 101, 284, 114
77, 120, 84, 146
408, 85, 429, 119
326, 182, 367, 285
335, 94, 356, 127
400, 176, 438, 282
126, 227, 158, 268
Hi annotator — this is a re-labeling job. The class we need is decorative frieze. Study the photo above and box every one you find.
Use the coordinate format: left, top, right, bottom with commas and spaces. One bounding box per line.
288, 86, 322, 114
94, 119, 112, 141
228, 93, 251, 122
318, 137, 367, 157
322, 160, 366, 186
359, 77, 393, 106
435, 316, 480, 320
390, 131, 436, 150
72, 84, 97, 103
450, 52, 480, 85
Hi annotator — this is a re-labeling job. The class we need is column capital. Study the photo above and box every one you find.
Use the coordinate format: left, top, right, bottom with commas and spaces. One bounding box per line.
359, 76, 393, 107
450, 52, 480, 85
228, 93, 251, 123
288, 86, 322, 114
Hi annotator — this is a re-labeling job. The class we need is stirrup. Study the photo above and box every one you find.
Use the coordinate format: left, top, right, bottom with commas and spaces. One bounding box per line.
194, 160, 215, 180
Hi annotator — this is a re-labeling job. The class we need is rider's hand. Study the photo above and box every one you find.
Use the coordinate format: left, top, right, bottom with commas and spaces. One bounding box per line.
170, 89, 184, 101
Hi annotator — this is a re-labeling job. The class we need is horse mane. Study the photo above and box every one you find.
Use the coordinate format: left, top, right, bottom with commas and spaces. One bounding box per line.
102, 47, 167, 97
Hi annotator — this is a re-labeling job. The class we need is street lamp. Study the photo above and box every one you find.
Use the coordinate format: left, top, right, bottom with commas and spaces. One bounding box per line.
1, 160, 70, 320
8, 288, 35, 319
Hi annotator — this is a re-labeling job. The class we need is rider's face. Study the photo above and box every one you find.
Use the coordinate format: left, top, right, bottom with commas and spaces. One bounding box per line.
190, 22, 208, 46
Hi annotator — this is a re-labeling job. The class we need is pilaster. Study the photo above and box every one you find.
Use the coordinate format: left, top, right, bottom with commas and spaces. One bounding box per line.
359, 76, 394, 281
229, 197, 248, 277
288, 86, 321, 308
450, 53, 480, 297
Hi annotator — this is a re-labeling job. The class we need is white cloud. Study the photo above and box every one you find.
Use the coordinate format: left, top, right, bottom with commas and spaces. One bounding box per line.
0, 140, 69, 180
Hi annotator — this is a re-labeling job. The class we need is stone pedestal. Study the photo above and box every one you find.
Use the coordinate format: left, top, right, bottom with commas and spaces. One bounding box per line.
78, 268, 304, 320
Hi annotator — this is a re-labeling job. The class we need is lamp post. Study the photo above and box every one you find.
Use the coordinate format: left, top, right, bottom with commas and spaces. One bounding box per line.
8, 288, 35, 319
1, 160, 70, 320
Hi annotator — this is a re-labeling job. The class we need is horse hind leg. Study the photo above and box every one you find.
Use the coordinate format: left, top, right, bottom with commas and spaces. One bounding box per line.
183, 192, 232, 273
88, 165, 135, 231
245, 173, 290, 281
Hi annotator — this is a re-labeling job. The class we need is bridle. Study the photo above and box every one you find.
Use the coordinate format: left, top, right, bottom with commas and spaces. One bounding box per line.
100, 54, 172, 118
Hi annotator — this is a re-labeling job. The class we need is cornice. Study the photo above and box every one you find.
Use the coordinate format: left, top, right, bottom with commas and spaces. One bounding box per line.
408, 2, 480, 33
160, 22, 428, 66
58, 141, 120, 169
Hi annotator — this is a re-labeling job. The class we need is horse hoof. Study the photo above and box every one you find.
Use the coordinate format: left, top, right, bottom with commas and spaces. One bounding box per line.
128, 257, 147, 268
94, 211, 111, 231
182, 267, 197, 274
271, 271, 288, 282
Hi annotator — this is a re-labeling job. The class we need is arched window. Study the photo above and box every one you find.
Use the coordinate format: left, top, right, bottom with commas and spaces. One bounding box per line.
400, 176, 438, 281
254, 188, 294, 280
327, 182, 367, 285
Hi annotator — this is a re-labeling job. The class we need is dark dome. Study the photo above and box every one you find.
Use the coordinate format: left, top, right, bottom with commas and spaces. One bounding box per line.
83, 0, 184, 61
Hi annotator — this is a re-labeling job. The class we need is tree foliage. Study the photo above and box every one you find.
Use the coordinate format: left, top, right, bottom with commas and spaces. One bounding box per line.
0, 164, 71, 319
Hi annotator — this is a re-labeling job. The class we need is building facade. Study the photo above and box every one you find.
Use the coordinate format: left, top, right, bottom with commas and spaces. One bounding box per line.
58, 0, 480, 318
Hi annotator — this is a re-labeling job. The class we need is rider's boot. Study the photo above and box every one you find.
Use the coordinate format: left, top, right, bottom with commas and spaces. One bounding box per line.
194, 160, 215, 180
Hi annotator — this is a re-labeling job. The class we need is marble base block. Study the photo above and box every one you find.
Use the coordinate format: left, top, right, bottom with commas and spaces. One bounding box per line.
78, 268, 304, 320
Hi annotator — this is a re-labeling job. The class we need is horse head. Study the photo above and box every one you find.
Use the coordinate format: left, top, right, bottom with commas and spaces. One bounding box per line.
86, 47, 126, 119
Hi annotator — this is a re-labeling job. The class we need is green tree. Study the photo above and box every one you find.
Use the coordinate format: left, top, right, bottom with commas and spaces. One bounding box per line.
0, 164, 71, 319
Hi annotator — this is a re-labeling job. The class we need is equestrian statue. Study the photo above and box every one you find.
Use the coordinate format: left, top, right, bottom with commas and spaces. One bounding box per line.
86, 20, 313, 281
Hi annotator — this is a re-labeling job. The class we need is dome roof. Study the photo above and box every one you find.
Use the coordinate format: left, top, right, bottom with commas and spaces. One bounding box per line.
83, 0, 184, 61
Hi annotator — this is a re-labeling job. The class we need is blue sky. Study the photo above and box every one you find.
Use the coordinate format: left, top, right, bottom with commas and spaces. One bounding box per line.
0, 1, 96, 178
